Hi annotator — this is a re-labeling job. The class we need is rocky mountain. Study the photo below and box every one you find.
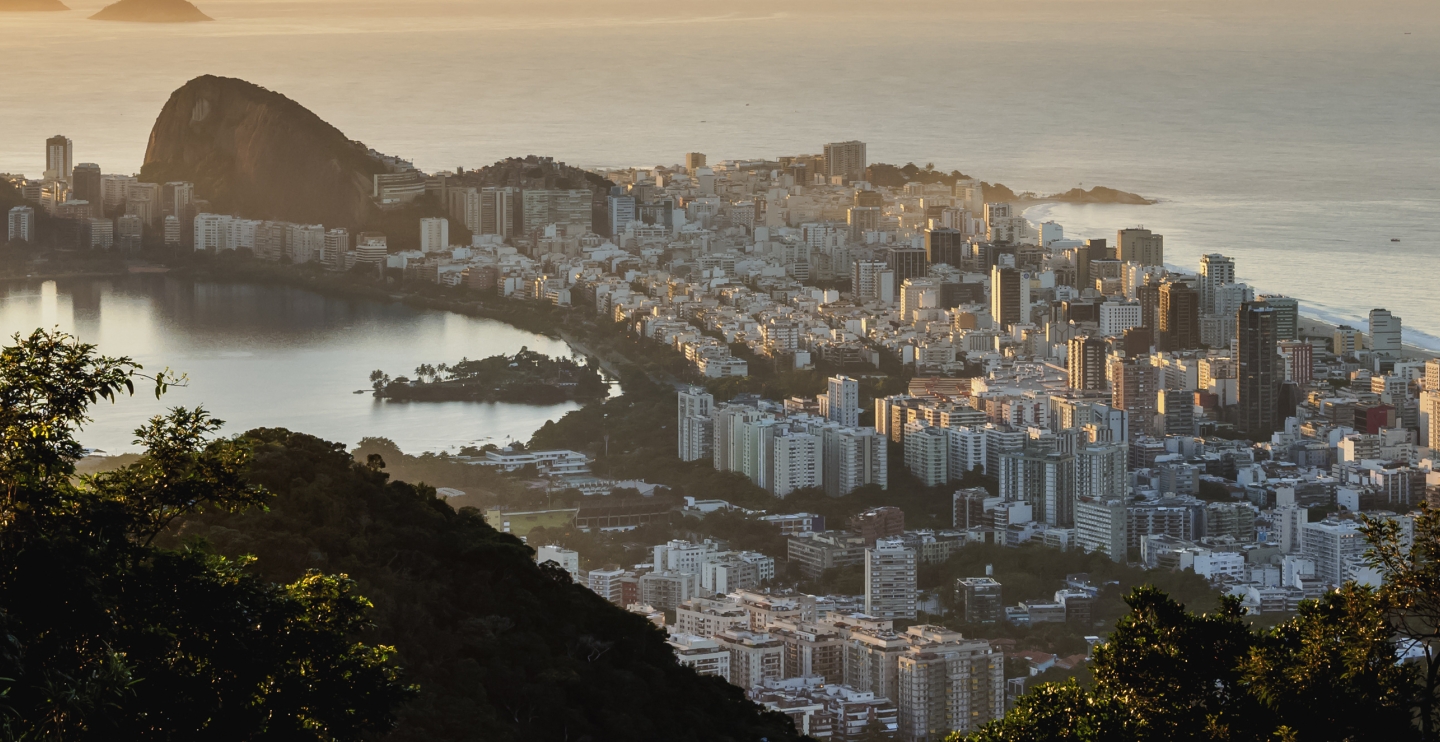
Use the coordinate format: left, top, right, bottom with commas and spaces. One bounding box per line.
141, 75, 382, 230
0, 0, 68, 11
91, 0, 210, 22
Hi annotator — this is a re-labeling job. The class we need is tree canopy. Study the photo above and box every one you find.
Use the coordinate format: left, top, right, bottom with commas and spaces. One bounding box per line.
959, 523, 1434, 742
0, 329, 412, 740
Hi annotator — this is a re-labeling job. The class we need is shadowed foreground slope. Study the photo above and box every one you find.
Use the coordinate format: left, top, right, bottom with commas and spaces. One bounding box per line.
168, 429, 804, 742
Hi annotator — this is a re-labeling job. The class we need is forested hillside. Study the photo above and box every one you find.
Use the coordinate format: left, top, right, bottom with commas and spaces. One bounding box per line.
167, 428, 804, 742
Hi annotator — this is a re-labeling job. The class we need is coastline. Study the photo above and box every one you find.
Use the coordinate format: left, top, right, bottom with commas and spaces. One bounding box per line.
1296, 314, 1437, 362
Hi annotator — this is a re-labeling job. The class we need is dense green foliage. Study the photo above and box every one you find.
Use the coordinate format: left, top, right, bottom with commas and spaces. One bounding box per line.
960, 574, 1427, 741
171, 428, 806, 742
925, 542, 1221, 657
1363, 505, 1440, 737
0, 330, 411, 740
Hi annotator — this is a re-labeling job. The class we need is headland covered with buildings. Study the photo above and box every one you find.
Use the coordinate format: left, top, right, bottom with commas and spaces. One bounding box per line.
6, 133, 1440, 742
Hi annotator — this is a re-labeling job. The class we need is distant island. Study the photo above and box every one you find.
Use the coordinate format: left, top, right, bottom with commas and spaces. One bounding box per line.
1027, 185, 1157, 206
91, 0, 211, 22
0, 0, 68, 10
372, 349, 608, 405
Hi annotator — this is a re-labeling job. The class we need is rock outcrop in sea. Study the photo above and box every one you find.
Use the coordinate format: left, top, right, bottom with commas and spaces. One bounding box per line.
91, 0, 211, 23
0, 0, 69, 11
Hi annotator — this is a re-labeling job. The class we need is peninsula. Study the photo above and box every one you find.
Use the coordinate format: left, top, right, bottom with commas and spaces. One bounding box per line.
91, 0, 211, 23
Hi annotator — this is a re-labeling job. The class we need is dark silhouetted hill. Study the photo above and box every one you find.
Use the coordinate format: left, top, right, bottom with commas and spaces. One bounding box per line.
166, 429, 805, 742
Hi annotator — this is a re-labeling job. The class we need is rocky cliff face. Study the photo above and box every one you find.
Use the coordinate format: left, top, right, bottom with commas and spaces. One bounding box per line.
141, 76, 381, 229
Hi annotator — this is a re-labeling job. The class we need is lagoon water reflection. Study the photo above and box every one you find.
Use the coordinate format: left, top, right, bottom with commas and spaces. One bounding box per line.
0, 276, 591, 454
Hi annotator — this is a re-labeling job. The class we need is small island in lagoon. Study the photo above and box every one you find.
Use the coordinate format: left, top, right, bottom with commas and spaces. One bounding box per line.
371, 349, 607, 405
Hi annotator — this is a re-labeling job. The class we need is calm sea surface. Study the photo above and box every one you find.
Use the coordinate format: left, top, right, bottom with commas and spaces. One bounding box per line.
2, 0, 1438, 344
0, 277, 589, 454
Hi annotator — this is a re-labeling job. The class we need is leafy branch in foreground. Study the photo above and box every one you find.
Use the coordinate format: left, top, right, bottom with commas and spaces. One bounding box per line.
0, 328, 414, 740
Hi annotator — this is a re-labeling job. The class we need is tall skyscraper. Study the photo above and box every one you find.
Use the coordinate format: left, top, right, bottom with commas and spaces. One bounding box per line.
1068, 336, 1108, 391
885, 245, 927, 286
852, 259, 888, 302
1237, 302, 1282, 436
419, 217, 449, 253
480, 187, 518, 238
1111, 359, 1157, 440
1075, 238, 1105, 291
684, 152, 707, 172
70, 163, 102, 217
864, 539, 917, 620
677, 387, 715, 463
322, 228, 349, 269
1368, 308, 1403, 357
1197, 253, 1235, 315
161, 181, 194, 220
1256, 295, 1299, 341
847, 206, 880, 239
991, 265, 1023, 329
823, 140, 867, 183
1116, 227, 1163, 266
1278, 340, 1314, 385
826, 376, 860, 427
1158, 280, 1200, 351
823, 425, 887, 496
923, 227, 966, 268
607, 194, 636, 237
7, 206, 35, 243
45, 135, 73, 183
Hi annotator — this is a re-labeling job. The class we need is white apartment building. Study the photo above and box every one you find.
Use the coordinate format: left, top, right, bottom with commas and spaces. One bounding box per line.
678, 387, 716, 462
895, 626, 1005, 742
667, 633, 731, 682
773, 431, 822, 497
420, 216, 449, 253
1074, 442, 1127, 500
1075, 498, 1127, 562
1098, 300, 1142, 338
946, 427, 987, 478
864, 539, 917, 621
1198, 253, 1235, 315
715, 630, 785, 690
904, 421, 948, 486
535, 545, 580, 581
675, 597, 750, 637
8, 206, 35, 243
586, 567, 626, 604
653, 539, 721, 575
823, 425, 887, 497
1301, 520, 1368, 586
827, 375, 861, 427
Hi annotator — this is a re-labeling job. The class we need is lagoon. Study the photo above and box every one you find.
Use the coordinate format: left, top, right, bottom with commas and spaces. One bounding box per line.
0, 275, 590, 454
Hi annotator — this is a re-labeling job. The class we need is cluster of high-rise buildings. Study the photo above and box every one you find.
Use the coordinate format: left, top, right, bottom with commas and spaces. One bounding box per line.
678, 378, 887, 498
621, 575, 1003, 742
5, 135, 204, 250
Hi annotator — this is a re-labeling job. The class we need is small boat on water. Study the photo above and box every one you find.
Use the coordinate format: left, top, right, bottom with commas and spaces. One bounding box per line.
1391, 238, 1401, 242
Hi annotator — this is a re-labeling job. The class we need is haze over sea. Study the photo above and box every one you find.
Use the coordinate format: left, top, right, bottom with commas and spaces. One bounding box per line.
3, 0, 1438, 345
